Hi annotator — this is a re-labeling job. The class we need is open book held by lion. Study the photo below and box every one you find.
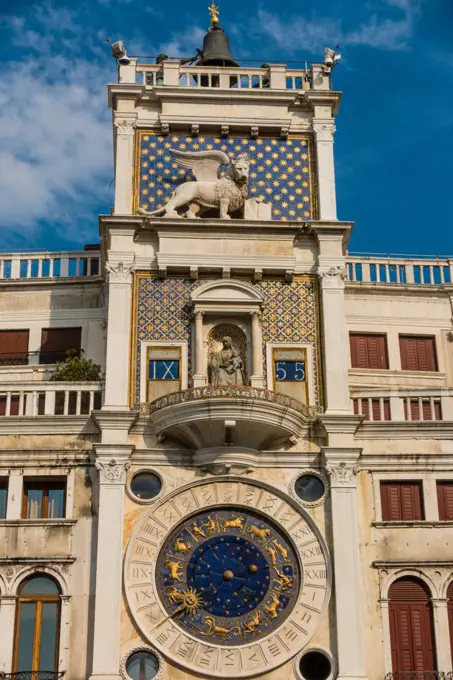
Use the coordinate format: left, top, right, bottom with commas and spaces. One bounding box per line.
137, 149, 250, 219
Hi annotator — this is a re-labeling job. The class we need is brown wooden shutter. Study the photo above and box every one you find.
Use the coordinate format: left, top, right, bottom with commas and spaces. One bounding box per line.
383, 399, 391, 421
350, 334, 388, 369
40, 327, 81, 363
410, 400, 420, 421
0, 330, 29, 364
400, 336, 437, 372
389, 577, 436, 673
437, 482, 453, 521
350, 334, 368, 368
381, 482, 424, 521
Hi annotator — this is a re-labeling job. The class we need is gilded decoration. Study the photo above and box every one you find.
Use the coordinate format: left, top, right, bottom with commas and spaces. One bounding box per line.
131, 275, 321, 406
135, 131, 317, 222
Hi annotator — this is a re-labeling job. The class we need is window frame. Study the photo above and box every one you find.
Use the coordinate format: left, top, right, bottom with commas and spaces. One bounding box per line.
437, 481, 453, 521
349, 332, 389, 370
399, 334, 438, 372
13, 576, 61, 673
0, 329, 30, 366
0, 477, 8, 518
22, 479, 66, 519
39, 326, 82, 365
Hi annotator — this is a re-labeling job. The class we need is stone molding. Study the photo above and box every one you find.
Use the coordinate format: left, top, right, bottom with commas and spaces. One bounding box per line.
96, 458, 131, 484
289, 469, 330, 508
105, 261, 136, 284
375, 562, 453, 601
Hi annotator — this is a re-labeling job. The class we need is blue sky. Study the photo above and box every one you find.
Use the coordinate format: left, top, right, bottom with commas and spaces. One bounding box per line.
0, 0, 452, 255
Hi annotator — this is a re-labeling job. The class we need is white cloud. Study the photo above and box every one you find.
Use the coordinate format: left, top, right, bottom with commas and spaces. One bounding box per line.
0, 6, 113, 245
159, 26, 206, 58
254, 0, 422, 54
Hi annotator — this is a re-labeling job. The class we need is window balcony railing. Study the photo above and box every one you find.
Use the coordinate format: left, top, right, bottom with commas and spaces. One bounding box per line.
352, 389, 453, 422
347, 254, 453, 287
0, 249, 101, 281
0, 673, 65, 680
0, 381, 103, 417
0, 350, 82, 367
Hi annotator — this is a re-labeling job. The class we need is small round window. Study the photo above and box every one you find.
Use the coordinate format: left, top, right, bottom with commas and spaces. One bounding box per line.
299, 650, 332, 680
130, 472, 162, 501
126, 651, 160, 680
295, 474, 326, 503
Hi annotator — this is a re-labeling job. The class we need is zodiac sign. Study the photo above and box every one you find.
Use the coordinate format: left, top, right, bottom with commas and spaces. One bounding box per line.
267, 546, 278, 567
165, 587, 204, 616
174, 538, 191, 554
223, 516, 244, 530
201, 616, 231, 640
272, 540, 288, 560
273, 567, 292, 592
201, 515, 216, 534
192, 522, 207, 539
165, 559, 184, 582
248, 525, 271, 542
265, 592, 280, 619
242, 611, 262, 635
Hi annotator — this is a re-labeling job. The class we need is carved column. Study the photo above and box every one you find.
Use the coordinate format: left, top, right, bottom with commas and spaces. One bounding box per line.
313, 121, 337, 220
104, 262, 136, 409
251, 311, 264, 388
432, 599, 452, 671
90, 448, 133, 680
318, 265, 350, 413
0, 595, 16, 672
193, 310, 205, 388
325, 453, 367, 680
113, 117, 136, 215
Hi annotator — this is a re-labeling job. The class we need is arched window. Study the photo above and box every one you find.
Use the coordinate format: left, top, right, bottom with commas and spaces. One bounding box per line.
13, 575, 61, 672
389, 577, 436, 674
447, 582, 453, 665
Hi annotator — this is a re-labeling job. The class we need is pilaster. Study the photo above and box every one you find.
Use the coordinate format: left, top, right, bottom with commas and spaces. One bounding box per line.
0, 595, 16, 672
324, 448, 367, 680
113, 116, 136, 215
313, 119, 337, 220
6, 470, 23, 520
432, 599, 453, 671
89, 445, 134, 680
103, 260, 136, 410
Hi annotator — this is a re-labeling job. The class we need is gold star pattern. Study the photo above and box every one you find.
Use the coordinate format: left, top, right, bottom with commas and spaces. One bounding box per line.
137, 133, 314, 221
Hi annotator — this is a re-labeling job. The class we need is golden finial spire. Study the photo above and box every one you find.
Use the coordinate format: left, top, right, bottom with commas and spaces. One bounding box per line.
208, 2, 220, 27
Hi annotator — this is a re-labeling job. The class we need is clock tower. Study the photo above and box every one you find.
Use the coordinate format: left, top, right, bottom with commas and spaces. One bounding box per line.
93, 7, 362, 680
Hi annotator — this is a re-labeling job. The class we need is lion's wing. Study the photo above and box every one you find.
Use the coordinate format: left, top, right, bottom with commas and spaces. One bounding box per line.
170, 149, 230, 182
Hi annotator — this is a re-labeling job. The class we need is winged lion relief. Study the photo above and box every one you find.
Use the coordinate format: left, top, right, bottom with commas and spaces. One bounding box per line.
137, 148, 250, 219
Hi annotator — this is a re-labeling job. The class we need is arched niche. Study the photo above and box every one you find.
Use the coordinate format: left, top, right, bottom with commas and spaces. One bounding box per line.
190, 281, 264, 388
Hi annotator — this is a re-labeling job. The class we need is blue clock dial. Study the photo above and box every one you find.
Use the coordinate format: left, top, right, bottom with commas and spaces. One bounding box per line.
156, 509, 300, 646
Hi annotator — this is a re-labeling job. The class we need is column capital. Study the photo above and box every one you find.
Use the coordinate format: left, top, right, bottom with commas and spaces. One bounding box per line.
114, 117, 136, 136
326, 461, 360, 487
319, 266, 348, 290
313, 120, 336, 142
96, 458, 130, 485
194, 310, 205, 320
105, 260, 136, 284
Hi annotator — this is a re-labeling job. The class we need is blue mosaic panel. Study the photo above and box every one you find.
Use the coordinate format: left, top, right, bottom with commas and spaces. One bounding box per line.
133, 276, 320, 405
136, 132, 315, 222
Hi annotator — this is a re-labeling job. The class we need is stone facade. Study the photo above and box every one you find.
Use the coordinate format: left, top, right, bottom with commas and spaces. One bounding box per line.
0, 31, 452, 680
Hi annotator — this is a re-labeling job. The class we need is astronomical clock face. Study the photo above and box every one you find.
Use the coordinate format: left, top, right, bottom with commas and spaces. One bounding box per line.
124, 479, 330, 678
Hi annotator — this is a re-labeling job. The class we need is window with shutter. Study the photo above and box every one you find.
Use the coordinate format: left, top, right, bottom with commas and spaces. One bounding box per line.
381, 482, 424, 521
350, 333, 389, 369
0, 330, 29, 366
40, 327, 82, 364
437, 482, 453, 521
389, 577, 436, 674
400, 336, 437, 372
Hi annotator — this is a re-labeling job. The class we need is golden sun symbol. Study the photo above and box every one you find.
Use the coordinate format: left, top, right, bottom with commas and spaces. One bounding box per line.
180, 588, 204, 616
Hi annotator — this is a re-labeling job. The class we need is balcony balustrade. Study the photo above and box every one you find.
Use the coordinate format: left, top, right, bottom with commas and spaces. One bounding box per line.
0, 250, 100, 282
138, 386, 321, 450
0, 673, 65, 680
122, 60, 329, 91
0, 381, 103, 417
347, 254, 453, 286
385, 673, 453, 680
352, 389, 453, 422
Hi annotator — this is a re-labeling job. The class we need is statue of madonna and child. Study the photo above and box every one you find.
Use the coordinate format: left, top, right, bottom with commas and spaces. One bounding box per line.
208, 336, 247, 387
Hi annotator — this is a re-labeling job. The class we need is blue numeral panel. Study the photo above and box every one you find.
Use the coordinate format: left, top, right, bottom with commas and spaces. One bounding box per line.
149, 360, 180, 381
275, 361, 306, 382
